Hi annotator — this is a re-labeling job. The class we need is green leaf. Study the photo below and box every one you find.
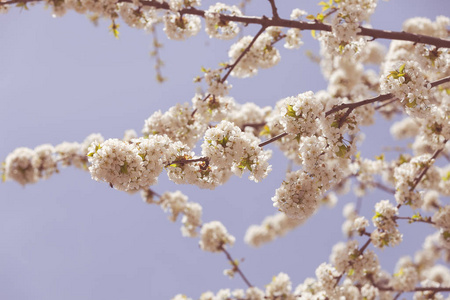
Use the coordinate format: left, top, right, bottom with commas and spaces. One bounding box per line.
405, 98, 417, 108
442, 171, 450, 181
375, 153, 384, 161
109, 20, 120, 39
218, 136, 229, 148
259, 125, 271, 137
443, 230, 450, 240
285, 105, 297, 118
335, 144, 348, 158
120, 161, 129, 174
238, 156, 253, 172
16, 2, 29, 10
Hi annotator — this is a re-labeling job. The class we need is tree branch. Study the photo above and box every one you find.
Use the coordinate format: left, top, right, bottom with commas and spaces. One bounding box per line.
258, 132, 288, 147
3, 0, 450, 48
221, 25, 267, 83
325, 75, 450, 124
267, 0, 280, 20
409, 140, 448, 191
221, 247, 253, 288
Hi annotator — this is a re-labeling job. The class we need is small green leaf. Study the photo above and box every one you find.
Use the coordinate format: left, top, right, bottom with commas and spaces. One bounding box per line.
218, 136, 229, 148
285, 105, 297, 118
335, 144, 348, 158
109, 20, 120, 39
443, 230, 450, 240
405, 98, 417, 108
120, 161, 129, 174
259, 125, 271, 137
375, 153, 384, 161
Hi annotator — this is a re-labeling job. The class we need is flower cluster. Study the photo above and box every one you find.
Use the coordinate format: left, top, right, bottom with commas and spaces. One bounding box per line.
272, 170, 321, 219
199, 221, 235, 252
142, 190, 203, 237
371, 200, 402, 248
201, 120, 272, 182
87, 137, 169, 192
142, 103, 206, 148
204, 3, 241, 40
279, 91, 324, 137
163, 12, 201, 40
228, 27, 282, 78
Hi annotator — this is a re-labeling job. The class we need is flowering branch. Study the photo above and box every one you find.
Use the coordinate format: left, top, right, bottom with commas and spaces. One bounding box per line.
221, 246, 253, 288
3, 0, 450, 48
409, 140, 448, 192
393, 216, 435, 225
258, 132, 288, 147
167, 157, 209, 167
221, 25, 267, 83
325, 75, 450, 127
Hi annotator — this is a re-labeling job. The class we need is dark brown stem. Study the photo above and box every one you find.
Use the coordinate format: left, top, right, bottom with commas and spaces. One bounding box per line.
325, 76, 450, 125
409, 140, 448, 191
325, 93, 394, 117
394, 216, 435, 225
267, 0, 280, 19
334, 237, 372, 287
221, 25, 267, 83
375, 98, 399, 110
166, 157, 209, 167
4, 0, 450, 48
242, 122, 266, 129
258, 132, 288, 147
221, 247, 253, 288
372, 182, 396, 195
376, 285, 450, 293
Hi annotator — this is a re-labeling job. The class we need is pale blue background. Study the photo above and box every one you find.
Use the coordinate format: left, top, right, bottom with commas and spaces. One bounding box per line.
0, 1, 448, 299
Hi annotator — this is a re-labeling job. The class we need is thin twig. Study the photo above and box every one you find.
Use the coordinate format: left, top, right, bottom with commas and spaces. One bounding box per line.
394, 216, 435, 225
166, 157, 209, 167
267, 0, 280, 19
221, 25, 267, 83
375, 98, 399, 110
221, 247, 253, 288
373, 182, 396, 195
258, 132, 288, 147
409, 140, 448, 191
325, 76, 450, 126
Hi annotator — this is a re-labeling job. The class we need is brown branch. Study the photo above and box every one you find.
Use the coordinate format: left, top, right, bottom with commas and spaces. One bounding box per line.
258, 132, 288, 147
375, 98, 399, 110
221, 247, 253, 288
325, 75, 450, 126
373, 182, 396, 195
325, 93, 395, 117
166, 157, 209, 167
409, 140, 448, 191
376, 285, 450, 293
394, 216, 435, 225
267, 0, 280, 20
334, 237, 372, 287
221, 25, 267, 83
3, 0, 450, 48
